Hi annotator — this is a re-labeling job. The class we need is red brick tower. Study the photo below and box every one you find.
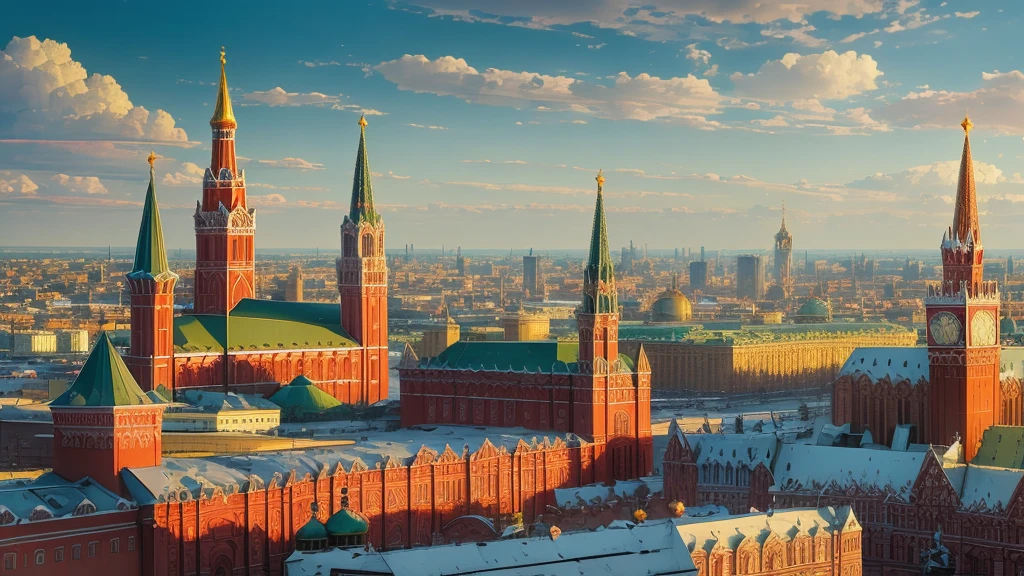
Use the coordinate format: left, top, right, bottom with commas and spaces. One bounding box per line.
51, 333, 166, 495
926, 116, 1001, 462
125, 153, 178, 393
575, 171, 620, 479
193, 48, 255, 314
337, 116, 388, 404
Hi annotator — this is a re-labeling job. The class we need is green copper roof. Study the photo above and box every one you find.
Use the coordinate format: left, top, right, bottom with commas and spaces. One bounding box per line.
796, 297, 831, 319
583, 175, 617, 314
973, 426, 1024, 468
325, 508, 368, 536
424, 340, 579, 373
51, 332, 157, 407
348, 116, 380, 225
268, 376, 342, 421
296, 515, 328, 541
129, 164, 173, 279
173, 299, 358, 354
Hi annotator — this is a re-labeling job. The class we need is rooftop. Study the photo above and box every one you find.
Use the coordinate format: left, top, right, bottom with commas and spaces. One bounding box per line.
0, 473, 134, 526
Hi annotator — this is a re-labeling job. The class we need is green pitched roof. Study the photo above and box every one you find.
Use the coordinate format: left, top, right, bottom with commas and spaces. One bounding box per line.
51, 332, 157, 407
173, 299, 358, 353
129, 164, 173, 279
348, 116, 380, 225
269, 375, 342, 419
973, 426, 1024, 468
583, 174, 617, 314
425, 340, 579, 373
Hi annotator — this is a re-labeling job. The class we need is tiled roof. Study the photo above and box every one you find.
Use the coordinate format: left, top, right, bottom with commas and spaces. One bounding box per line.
50, 332, 156, 407
423, 340, 580, 373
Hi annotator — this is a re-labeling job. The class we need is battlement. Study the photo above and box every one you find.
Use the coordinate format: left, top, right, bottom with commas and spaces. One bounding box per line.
925, 279, 999, 305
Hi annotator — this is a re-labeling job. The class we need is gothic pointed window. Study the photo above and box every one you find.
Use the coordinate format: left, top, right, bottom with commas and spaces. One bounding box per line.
362, 233, 374, 257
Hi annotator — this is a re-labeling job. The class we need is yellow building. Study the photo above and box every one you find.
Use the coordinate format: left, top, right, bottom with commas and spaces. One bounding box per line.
419, 308, 461, 357
501, 307, 550, 341
619, 322, 917, 394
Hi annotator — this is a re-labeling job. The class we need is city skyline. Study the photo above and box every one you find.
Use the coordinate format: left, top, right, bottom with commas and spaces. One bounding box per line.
2, 0, 1024, 250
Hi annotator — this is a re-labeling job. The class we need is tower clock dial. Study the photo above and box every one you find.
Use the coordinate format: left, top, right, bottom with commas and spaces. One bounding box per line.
971, 310, 997, 346
929, 312, 962, 346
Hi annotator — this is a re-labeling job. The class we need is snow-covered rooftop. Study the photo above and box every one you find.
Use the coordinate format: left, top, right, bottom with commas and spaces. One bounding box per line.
771, 444, 927, 500
284, 519, 697, 576
124, 425, 577, 504
0, 473, 133, 526
838, 347, 929, 384
674, 506, 857, 555
949, 464, 1023, 513
689, 433, 778, 470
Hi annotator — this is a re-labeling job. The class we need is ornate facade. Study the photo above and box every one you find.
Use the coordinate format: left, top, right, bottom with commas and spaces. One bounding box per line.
773, 201, 792, 288
833, 118, 1003, 461
125, 51, 388, 405
399, 172, 654, 483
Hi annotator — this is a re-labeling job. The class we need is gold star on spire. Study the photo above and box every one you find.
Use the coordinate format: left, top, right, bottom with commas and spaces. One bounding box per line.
596, 169, 605, 189
961, 115, 973, 134
358, 114, 368, 128
147, 150, 157, 168
220, 46, 226, 66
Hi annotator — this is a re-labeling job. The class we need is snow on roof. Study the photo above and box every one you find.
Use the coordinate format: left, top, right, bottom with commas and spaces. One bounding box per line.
957, 465, 1023, 513
124, 425, 578, 504
174, 389, 280, 412
674, 506, 855, 554
0, 474, 133, 525
771, 444, 927, 500
838, 347, 928, 384
284, 520, 697, 576
553, 479, 647, 509
689, 433, 778, 469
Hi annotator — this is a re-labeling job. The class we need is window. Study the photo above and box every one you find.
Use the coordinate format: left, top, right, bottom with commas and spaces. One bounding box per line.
54, 547, 64, 563
4, 553, 15, 570
88, 541, 98, 558
128, 537, 136, 552
35, 550, 44, 565
110, 538, 120, 553
72, 545, 81, 560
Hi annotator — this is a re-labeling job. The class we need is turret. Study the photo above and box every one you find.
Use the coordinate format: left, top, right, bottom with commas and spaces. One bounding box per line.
578, 170, 618, 372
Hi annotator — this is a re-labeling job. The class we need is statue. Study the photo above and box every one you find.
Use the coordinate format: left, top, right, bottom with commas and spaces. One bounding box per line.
920, 529, 955, 575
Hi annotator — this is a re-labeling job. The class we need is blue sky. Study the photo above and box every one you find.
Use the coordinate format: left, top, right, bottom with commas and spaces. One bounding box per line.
1, 0, 1022, 251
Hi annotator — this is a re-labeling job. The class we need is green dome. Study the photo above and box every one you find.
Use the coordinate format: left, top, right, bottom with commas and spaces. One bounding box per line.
325, 509, 369, 536
268, 375, 342, 421
296, 515, 328, 541
765, 284, 786, 301
651, 289, 692, 322
794, 297, 831, 323
1002, 317, 1018, 335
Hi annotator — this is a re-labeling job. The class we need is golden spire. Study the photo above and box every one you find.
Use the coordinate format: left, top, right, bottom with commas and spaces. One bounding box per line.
961, 115, 973, 134
596, 169, 605, 190
953, 115, 980, 245
358, 114, 368, 129
210, 46, 237, 128
147, 150, 157, 169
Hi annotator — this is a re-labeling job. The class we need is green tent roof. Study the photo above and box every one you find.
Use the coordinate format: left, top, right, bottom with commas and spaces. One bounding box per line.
325, 508, 369, 536
425, 341, 579, 373
173, 299, 358, 353
128, 163, 174, 280
51, 333, 157, 407
269, 375, 342, 419
583, 173, 617, 314
347, 116, 380, 226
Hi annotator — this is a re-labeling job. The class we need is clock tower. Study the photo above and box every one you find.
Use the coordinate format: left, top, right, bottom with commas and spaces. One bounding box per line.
925, 116, 1001, 462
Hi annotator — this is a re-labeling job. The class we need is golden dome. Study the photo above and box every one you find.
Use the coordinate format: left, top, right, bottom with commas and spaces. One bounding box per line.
651, 278, 692, 322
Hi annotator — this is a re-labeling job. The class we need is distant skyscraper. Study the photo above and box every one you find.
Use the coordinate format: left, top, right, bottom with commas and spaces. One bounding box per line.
523, 249, 541, 297
773, 202, 793, 286
736, 255, 765, 300
456, 246, 467, 276
285, 265, 303, 302
1009, 255, 1015, 276
689, 261, 708, 290
700, 246, 705, 262
674, 248, 679, 262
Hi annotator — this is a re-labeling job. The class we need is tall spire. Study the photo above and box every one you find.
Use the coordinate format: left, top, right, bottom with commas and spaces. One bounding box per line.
348, 114, 379, 225
210, 46, 237, 129
130, 152, 172, 278
952, 115, 980, 245
583, 170, 617, 313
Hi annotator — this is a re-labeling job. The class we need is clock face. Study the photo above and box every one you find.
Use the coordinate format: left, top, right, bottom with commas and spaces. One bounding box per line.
971, 310, 997, 346
929, 312, 962, 346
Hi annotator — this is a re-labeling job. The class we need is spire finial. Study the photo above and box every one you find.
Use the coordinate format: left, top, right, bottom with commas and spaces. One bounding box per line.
961, 115, 973, 134
220, 46, 226, 66
210, 46, 237, 128
147, 150, 157, 170
358, 114, 368, 129
596, 169, 605, 190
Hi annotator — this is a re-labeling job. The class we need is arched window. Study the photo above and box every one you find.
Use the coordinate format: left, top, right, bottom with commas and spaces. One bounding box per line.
362, 233, 374, 257
614, 411, 630, 436
35, 550, 45, 565
344, 233, 357, 257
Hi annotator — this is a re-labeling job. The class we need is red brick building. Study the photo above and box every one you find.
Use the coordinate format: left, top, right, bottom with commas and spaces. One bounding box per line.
832, 117, 1005, 461
123, 51, 388, 405
399, 171, 654, 483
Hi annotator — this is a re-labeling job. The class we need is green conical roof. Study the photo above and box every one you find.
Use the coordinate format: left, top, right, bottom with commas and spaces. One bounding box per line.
51, 333, 157, 407
583, 171, 617, 314
325, 508, 368, 536
268, 375, 342, 420
130, 158, 173, 279
348, 115, 380, 225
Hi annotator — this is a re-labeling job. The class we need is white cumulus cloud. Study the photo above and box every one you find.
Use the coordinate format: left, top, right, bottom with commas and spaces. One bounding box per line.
0, 36, 187, 142
243, 87, 341, 106
874, 70, 1024, 134
731, 50, 883, 102
257, 157, 325, 170
0, 171, 38, 194
51, 173, 108, 194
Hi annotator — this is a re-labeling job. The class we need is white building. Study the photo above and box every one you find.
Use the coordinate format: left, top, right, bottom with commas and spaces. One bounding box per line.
56, 329, 90, 353
162, 390, 281, 433
11, 331, 57, 355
